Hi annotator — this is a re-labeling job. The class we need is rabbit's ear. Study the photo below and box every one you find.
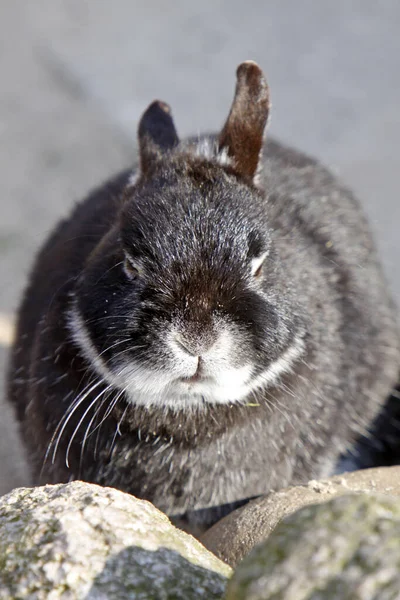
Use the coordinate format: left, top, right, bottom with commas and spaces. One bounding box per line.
138, 101, 179, 174
218, 61, 270, 182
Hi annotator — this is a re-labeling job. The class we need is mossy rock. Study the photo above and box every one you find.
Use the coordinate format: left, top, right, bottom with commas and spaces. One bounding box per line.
226, 493, 400, 600
0, 481, 231, 599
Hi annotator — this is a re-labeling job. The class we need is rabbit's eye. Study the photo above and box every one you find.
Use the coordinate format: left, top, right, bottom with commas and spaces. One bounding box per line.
251, 252, 267, 279
123, 253, 140, 280
253, 262, 263, 279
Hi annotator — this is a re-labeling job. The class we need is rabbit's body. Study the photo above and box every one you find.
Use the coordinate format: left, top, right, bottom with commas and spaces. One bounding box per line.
8, 63, 400, 529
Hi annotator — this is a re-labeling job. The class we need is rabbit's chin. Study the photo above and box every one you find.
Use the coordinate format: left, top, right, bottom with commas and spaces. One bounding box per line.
112, 340, 304, 409
69, 304, 306, 411
111, 362, 255, 409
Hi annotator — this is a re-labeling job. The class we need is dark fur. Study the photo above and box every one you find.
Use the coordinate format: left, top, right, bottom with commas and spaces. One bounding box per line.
7, 63, 400, 531
219, 61, 270, 179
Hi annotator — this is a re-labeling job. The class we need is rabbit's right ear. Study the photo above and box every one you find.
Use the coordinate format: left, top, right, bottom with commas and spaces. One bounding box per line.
138, 100, 179, 175
218, 61, 270, 182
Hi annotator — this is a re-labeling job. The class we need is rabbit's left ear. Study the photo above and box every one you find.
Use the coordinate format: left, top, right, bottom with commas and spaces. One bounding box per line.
138, 100, 179, 175
218, 61, 270, 182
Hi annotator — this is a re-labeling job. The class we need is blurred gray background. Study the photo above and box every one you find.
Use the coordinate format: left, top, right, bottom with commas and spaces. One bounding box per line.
0, 0, 399, 494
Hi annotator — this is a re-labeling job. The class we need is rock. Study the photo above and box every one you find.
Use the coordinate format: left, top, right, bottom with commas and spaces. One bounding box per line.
225, 493, 400, 600
0, 481, 231, 599
201, 466, 400, 567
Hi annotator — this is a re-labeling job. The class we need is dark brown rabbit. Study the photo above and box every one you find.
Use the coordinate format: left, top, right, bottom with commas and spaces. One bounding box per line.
8, 61, 400, 530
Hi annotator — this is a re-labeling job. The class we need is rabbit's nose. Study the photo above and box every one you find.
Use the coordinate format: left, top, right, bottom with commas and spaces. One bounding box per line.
174, 332, 216, 357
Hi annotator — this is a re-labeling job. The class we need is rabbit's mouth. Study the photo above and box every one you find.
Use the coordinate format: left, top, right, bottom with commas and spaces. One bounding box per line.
178, 357, 211, 384
179, 372, 208, 384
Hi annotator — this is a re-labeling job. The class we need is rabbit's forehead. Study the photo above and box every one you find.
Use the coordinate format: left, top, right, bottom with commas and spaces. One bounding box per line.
125, 211, 267, 268
122, 179, 269, 260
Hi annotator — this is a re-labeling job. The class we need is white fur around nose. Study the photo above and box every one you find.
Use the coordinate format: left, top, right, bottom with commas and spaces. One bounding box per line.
68, 300, 305, 411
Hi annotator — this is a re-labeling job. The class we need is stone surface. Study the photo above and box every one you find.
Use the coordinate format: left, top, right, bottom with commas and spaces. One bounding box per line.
201, 466, 400, 567
225, 493, 400, 600
0, 481, 231, 599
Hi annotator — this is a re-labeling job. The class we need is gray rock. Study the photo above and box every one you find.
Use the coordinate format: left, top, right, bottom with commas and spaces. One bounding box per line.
201, 466, 400, 567
0, 481, 231, 599
225, 493, 400, 600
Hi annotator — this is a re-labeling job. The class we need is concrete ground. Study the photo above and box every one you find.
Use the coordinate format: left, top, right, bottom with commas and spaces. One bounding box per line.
0, 0, 399, 495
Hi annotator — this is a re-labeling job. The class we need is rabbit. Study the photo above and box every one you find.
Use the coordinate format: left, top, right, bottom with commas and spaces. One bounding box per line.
7, 61, 400, 531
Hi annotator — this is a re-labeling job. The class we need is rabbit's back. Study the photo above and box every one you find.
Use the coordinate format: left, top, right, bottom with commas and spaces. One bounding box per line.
261, 139, 399, 483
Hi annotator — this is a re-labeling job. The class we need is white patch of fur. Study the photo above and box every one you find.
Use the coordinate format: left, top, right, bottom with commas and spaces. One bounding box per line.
195, 138, 215, 161
116, 332, 305, 410
194, 138, 232, 168
216, 146, 232, 167
68, 300, 114, 383
68, 297, 306, 411
251, 336, 306, 391
116, 361, 254, 410
113, 324, 253, 409
250, 251, 269, 277
253, 168, 262, 188
127, 171, 140, 187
